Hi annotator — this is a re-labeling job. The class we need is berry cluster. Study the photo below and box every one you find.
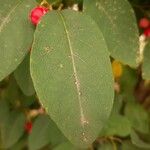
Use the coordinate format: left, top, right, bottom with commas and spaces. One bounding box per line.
139, 18, 150, 38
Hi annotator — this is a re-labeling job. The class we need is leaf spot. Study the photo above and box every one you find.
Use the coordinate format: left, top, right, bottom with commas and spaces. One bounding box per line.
59, 64, 63, 68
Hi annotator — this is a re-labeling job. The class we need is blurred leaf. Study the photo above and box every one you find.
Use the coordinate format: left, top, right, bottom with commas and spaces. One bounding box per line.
0, 0, 36, 81
100, 114, 131, 137
100, 94, 131, 137
84, 0, 139, 67
1, 76, 20, 105
14, 54, 35, 96
1, 76, 36, 108
133, 131, 150, 144
0, 99, 9, 126
30, 10, 114, 148
121, 140, 147, 150
120, 66, 138, 97
9, 138, 27, 150
111, 94, 123, 115
29, 115, 67, 150
98, 142, 113, 150
53, 142, 78, 150
20, 94, 36, 107
36, 0, 62, 5
142, 40, 150, 80
125, 102, 149, 134
131, 130, 150, 149
1, 112, 26, 149
119, 66, 138, 105
62, 0, 82, 7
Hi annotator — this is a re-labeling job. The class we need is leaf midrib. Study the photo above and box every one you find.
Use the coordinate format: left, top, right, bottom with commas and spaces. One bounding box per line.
57, 12, 87, 129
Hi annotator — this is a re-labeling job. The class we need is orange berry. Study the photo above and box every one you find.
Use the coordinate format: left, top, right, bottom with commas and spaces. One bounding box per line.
112, 60, 123, 79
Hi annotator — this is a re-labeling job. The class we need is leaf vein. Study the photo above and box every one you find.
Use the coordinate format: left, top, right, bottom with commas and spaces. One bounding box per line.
0, 1, 22, 33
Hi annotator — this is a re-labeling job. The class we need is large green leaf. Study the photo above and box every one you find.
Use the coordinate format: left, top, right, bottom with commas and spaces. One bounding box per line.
29, 115, 67, 150
30, 10, 114, 148
142, 40, 150, 80
84, 0, 139, 67
0, 0, 36, 81
14, 54, 35, 96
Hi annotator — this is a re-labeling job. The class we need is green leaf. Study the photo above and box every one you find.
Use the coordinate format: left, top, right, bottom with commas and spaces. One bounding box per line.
121, 141, 146, 150
0, 0, 36, 81
111, 94, 123, 115
53, 142, 79, 150
84, 0, 139, 67
14, 54, 35, 96
62, 0, 82, 7
131, 130, 150, 149
10, 138, 26, 150
98, 142, 113, 150
1, 112, 26, 149
120, 66, 137, 96
30, 10, 114, 148
29, 115, 67, 150
1, 76, 20, 105
124, 102, 149, 134
120, 66, 138, 103
100, 114, 131, 137
142, 40, 150, 80
0, 100, 9, 126
36, 0, 61, 5
100, 94, 131, 137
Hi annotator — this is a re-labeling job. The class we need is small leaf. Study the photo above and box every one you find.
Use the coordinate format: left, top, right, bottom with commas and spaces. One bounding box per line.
0, 0, 36, 81
0, 100, 9, 126
122, 141, 146, 150
10, 138, 26, 150
131, 130, 150, 149
120, 66, 138, 103
29, 115, 67, 150
1, 76, 20, 105
100, 94, 131, 137
100, 115, 131, 137
98, 142, 113, 150
142, 40, 150, 80
84, 0, 139, 67
124, 102, 149, 134
53, 142, 78, 150
31, 10, 114, 148
120, 66, 138, 96
14, 54, 35, 96
1, 112, 26, 149
111, 94, 123, 115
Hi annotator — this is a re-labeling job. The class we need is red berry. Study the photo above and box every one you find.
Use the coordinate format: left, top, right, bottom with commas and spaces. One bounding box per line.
24, 121, 33, 133
30, 6, 49, 25
139, 18, 150, 29
144, 28, 150, 38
